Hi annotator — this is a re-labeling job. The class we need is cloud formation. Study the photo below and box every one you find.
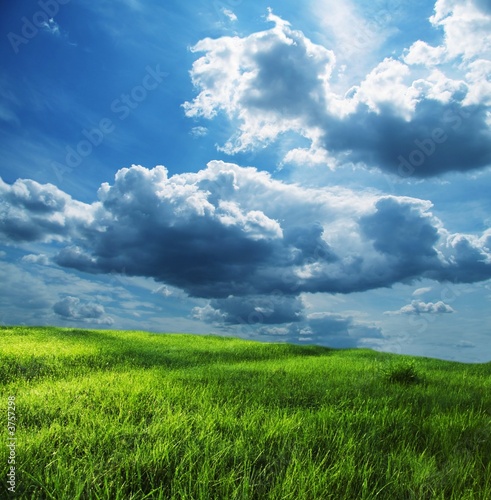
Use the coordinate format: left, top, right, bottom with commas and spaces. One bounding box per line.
386, 299, 455, 315
1, 154, 490, 351
53, 296, 113, 325
184, 6, 491, 177
0, 177, 92, 243
193, 294, 304, 325
2, 162, 490, 307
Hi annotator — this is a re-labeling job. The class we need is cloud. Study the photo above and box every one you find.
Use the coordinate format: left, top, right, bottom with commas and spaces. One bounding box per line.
152, 285, 173, 297
429, 0, 491, 61
0, 177, 93, 243
456, 340, 476, 348
309, 0, 399, 72
193, 294, 304, 326
434, 230, 491, 283
1, 159, 490, 346
183, 9, 336, 153
221, 8, 237, 22
21, 254, 50, 265
412, 287, 432, 296
41, 18, 61, 37
183, 9, 491, 177
2, 163, 491, 307
403, 41, 447, 66
190, 126, 208, 137
0, 261, 54, 320
53, 296, 114, 325
258, 311, 384, 349
386, 299, 455, 315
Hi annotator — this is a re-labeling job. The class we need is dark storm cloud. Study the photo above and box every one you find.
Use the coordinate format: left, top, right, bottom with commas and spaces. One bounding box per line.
284, 223, 338, 265
360, 197, 440, 281
430, 233, 491, 283
2, 163, 491, 315
322, 101, 491, 177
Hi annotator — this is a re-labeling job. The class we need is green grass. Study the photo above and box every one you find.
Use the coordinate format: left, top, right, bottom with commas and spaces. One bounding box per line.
1, 326, 490, 499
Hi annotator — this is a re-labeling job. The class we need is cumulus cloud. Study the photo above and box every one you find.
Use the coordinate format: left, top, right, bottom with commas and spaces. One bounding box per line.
1, 159, 490, 349
386, 299, 455, 315
183, 9, 335, 154
403, 41, 447, 66
2, 163, 491, 306
183, 8, 491, 177
0, 177, 93, 243
53, 296, 113, 325
429, 0, 491, 61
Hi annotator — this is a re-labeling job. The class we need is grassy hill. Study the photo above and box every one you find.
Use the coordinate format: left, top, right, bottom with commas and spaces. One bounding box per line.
1, 326, 490, 499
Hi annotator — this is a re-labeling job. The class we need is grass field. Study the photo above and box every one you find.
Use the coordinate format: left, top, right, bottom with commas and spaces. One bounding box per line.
1, 326, 490, 499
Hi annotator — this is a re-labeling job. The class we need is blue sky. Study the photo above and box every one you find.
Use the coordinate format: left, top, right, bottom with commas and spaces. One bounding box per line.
1, 0, 491, 362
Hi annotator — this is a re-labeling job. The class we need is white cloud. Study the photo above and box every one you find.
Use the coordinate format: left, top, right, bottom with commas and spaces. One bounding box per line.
22, 254, 50, 265
152, 285, 173, 297
41, 18, 61, 37
222, 8, 237, 22
183, 10, 491, 177
404, 40, 447, 66
190, 126, 208, 137
412, 287, 432, 296
464, 59, 491, 106
386, 299, 455, 315
281, 144, 333, 168
183, 10, 335, 154
351, 57, 417, 118
309, 0, 399, 77
430, 0, 491, 61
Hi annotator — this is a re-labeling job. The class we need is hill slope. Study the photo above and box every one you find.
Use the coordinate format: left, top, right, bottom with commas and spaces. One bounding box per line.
1, 326, 490, 499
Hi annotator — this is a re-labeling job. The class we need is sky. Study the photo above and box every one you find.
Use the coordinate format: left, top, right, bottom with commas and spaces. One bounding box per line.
1, 0, 491, 362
